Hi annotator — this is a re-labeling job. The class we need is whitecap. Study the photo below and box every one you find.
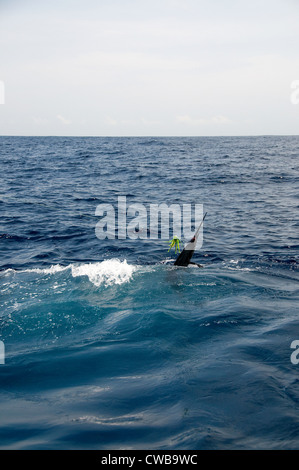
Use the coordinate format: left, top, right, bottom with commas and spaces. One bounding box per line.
71, 259, 137, 287
1, 259, 138, 288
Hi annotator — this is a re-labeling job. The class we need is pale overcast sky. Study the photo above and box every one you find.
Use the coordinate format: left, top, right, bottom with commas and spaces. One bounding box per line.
0, 0, 299, 136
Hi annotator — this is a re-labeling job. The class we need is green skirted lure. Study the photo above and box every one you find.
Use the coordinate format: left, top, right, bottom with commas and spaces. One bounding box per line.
167, 236, 181, 254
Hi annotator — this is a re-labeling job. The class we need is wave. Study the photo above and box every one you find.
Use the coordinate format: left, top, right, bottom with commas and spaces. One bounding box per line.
71, 259, 138, 287
2, 259, 138, 288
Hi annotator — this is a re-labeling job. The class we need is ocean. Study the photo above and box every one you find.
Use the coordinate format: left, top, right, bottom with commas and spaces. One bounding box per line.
0, 135, 299, 449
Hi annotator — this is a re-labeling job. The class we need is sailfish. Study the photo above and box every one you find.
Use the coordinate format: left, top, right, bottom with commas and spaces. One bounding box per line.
174, 212, 207, 267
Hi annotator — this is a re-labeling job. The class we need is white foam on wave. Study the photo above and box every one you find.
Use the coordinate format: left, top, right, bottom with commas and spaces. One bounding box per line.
26, 265, 70, 275
1, 259, 138, 287
71, 259, 137, 287
225, 259, 253, 272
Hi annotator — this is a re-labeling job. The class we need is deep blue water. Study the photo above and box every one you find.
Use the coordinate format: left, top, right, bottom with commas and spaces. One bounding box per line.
0, 135, 299, 450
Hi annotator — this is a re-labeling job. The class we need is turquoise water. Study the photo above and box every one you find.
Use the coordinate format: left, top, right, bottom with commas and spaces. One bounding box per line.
0, 136, 299, 449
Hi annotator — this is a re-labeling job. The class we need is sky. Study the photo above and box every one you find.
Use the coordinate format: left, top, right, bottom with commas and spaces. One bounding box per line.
0, 0, 299, 136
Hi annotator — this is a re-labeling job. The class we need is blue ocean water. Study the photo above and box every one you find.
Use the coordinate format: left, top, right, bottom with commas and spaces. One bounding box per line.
0, 135, 299, 450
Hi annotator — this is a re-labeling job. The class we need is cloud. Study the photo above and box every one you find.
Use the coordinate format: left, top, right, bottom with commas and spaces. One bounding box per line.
56, 114, 71, 125
32, 116, 49, 126
0, 80, 4, 104
1, 0, 299, 136
176, 115, 232, 126
105, 116, 117, 126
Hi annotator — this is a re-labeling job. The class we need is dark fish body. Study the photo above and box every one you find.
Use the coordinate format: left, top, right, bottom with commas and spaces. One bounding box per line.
174, 213, 207, 267
174, 239, 196, 266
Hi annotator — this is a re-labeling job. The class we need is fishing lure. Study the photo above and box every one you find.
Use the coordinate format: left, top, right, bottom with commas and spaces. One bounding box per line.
167, 236, 181, 254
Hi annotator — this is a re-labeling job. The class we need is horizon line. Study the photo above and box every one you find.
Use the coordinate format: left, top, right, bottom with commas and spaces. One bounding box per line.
0, 134, 298, 138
